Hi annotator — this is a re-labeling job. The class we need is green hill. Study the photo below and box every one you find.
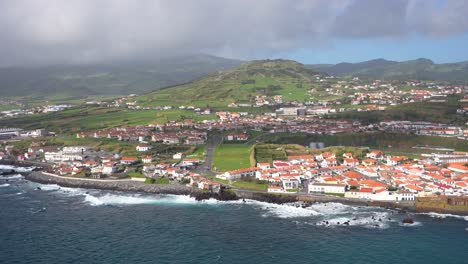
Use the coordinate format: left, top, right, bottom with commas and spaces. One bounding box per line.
137, 59, 319, 107
310, 58, 468, 81
0, 54, 242, 101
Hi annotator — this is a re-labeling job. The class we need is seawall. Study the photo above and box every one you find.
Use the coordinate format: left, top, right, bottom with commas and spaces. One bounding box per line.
25, 171, 193, 195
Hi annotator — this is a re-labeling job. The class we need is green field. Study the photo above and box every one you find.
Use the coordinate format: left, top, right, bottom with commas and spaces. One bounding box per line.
263, 132, 468, 152
0, 107, 218, 133
213, 177, 267, 191
186, 145, 206, 160
254, 143, 309, 163
137, 60, 321, 107
337, 95, 468, 125
212, 144, 252, 172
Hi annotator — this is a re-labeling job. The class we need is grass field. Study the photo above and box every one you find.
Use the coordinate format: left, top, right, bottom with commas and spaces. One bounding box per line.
136, 60, 320, 107
0, 106, 218, 133
337, 95, 468, 125
213, 177, 267, 191
186, 145, 206, 160
212, 144, 252, 172
263, 132, 468, 152
254, 143, 309, 163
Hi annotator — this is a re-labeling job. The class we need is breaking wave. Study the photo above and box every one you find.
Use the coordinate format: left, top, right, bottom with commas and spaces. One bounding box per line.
2, 174, 23, 180
0, 165, 34, 173
0, 183, 10, 187
420, 212, 468, 221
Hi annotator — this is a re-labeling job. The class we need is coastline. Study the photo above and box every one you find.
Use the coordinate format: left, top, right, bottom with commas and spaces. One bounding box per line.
23, 170, 418, 212
3, 161, 467, 216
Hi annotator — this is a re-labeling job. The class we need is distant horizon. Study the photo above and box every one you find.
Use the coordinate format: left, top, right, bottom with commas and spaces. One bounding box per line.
1, 54, 467, 69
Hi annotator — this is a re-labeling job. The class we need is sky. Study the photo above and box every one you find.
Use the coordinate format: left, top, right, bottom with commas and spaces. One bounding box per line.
1, 0, 468, 66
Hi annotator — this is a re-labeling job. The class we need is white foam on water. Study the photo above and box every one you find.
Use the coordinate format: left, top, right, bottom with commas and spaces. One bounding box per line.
37, 184, 62, 191
251, 201, 321, 218
399, 221, 422, 227
0, 165, 34, 172
420, 212, 468, 221
0, 183, 10, 187
2, 174, 23, 180
83, 193, 224, 207
315, 211, 392, 229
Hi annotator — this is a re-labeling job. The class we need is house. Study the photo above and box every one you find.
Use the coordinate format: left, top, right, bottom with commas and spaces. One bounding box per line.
185, 137, 205, 145
173, 152, 184, 160
121, 157, 137, 165
136, 145, 150, 152
343, 158, 359, 167
257, 162, 270, 170
142, 156, 153, 164
102, 162, 117, 174
362, 159, 377, 166
447, 163, 468, 174
308, 183, 346, 194
225, 133, 249, 141
268, 185, 284, 193
387, 156, 407, 166
282, 178, 300, 191
219, 168, 260, 181
366, 150, 383, 159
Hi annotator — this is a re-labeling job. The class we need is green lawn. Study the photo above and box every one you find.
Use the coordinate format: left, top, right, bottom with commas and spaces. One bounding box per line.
212, 144, 252, 172
213, 177, 267, 191
187, 145, 206, 160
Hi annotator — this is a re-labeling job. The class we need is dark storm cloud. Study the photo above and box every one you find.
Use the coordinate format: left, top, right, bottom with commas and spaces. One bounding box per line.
0, 0, 467, 66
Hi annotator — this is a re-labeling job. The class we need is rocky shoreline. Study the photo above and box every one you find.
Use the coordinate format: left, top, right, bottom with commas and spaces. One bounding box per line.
5, 166, 468, 216
22, 170, 415, 211
25, 171, 193, 196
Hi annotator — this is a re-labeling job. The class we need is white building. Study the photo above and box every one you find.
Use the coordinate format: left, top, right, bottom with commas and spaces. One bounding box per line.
44, 151, 83, 162
136, 145, 150, 152
62, 146, 87, 153
308, 183, 346, 194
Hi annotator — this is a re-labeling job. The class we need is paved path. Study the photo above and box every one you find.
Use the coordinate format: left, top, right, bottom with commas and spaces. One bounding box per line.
193, 132, 222, 176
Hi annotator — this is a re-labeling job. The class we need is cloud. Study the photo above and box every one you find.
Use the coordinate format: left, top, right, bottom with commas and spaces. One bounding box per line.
0, 0, 467, 66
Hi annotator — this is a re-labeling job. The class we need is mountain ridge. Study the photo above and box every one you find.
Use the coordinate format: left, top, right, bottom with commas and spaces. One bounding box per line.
308, 58, 468, 81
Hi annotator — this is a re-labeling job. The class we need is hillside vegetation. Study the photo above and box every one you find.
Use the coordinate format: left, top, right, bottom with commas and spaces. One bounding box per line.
137, 59, 319, 107
310, 58, 468, 81
0, 54, 242, 101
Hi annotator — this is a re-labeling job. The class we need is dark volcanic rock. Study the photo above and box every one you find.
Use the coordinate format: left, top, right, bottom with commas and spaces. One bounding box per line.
402, 217, 414, 224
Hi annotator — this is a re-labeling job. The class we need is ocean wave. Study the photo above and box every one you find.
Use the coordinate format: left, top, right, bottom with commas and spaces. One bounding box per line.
0, 165, 34, 172
2, 174, 23, 180
399, 221, 422, 227
315, 211, 393, 229
84, 193, 221, 206
420, 212, 468, 221
0, 183, 10, 187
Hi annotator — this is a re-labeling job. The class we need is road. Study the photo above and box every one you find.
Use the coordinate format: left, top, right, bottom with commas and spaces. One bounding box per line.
192, 132, 222, 176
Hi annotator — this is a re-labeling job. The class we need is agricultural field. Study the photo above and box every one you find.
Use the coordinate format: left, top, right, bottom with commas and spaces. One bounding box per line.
263, 132, 468, 153
212, 144, 252, 172
0, 106, 218, 133
254, 143, 309, 164
136, 60, 322, 107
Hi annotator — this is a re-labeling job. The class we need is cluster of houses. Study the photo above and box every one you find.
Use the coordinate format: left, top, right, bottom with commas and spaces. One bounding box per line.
77, 126, 207, 145
0, 104, 71, 119
217, 149, 468, 200
379, 121, 468, 140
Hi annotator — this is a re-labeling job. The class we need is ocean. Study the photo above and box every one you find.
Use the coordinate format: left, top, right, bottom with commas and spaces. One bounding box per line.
1, 165, 467, 264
